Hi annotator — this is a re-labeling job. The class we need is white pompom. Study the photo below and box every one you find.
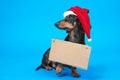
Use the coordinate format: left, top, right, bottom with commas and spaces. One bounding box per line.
88, 38, 92, 42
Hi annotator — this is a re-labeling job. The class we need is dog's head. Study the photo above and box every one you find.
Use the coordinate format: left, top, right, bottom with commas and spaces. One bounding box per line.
55, 15, 82, 32
55, 14, 91, 33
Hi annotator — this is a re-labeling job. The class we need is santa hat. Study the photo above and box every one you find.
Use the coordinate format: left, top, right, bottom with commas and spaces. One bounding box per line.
64, 6, 92, 42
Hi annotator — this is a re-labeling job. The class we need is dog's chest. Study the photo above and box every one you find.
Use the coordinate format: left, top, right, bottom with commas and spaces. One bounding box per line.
70, 36, 75, 42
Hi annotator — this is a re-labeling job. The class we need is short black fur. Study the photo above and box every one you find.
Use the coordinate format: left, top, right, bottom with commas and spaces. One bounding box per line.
36, 15, 87, 77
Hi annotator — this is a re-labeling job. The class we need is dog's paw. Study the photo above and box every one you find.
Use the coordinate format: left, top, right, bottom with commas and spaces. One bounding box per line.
56, 66, 62, 74
72, 70, 80, 78
73, 73, 80, 78
45, 66, 52, 70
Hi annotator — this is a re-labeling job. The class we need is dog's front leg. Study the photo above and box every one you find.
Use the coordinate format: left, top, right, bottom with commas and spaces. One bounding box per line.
56, 63, 62, 74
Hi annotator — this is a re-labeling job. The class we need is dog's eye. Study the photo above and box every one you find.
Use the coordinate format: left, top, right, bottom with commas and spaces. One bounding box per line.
64, 18, 68, 22
64, 19, 67, 22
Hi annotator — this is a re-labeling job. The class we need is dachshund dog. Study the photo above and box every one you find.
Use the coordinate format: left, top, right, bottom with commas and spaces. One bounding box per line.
36, 14, 86, 77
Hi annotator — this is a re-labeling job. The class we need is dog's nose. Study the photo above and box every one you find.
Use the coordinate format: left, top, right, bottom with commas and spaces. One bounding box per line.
55, 22, 59, 26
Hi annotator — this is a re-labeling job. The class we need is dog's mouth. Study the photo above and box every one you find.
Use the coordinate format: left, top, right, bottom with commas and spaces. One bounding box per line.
55, 25, 73, 32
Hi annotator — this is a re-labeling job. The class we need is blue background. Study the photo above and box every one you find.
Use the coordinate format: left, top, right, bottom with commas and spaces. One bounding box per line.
0, 0, 120, 80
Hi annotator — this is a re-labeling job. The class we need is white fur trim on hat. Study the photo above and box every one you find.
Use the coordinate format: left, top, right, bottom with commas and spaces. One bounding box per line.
63, 11, 76, 18
88, 38, 92, 42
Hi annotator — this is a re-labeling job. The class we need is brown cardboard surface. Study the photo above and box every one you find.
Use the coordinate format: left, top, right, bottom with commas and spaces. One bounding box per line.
49, 39, 91, 70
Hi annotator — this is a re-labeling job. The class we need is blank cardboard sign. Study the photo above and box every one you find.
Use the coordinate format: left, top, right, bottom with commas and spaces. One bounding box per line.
49, 39, 91, 70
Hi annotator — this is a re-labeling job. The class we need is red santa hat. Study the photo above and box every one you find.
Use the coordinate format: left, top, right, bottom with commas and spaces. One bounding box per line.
63, 6, 92, 42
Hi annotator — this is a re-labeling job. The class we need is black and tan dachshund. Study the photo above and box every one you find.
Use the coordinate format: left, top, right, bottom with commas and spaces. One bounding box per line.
36, 14, 87, 77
